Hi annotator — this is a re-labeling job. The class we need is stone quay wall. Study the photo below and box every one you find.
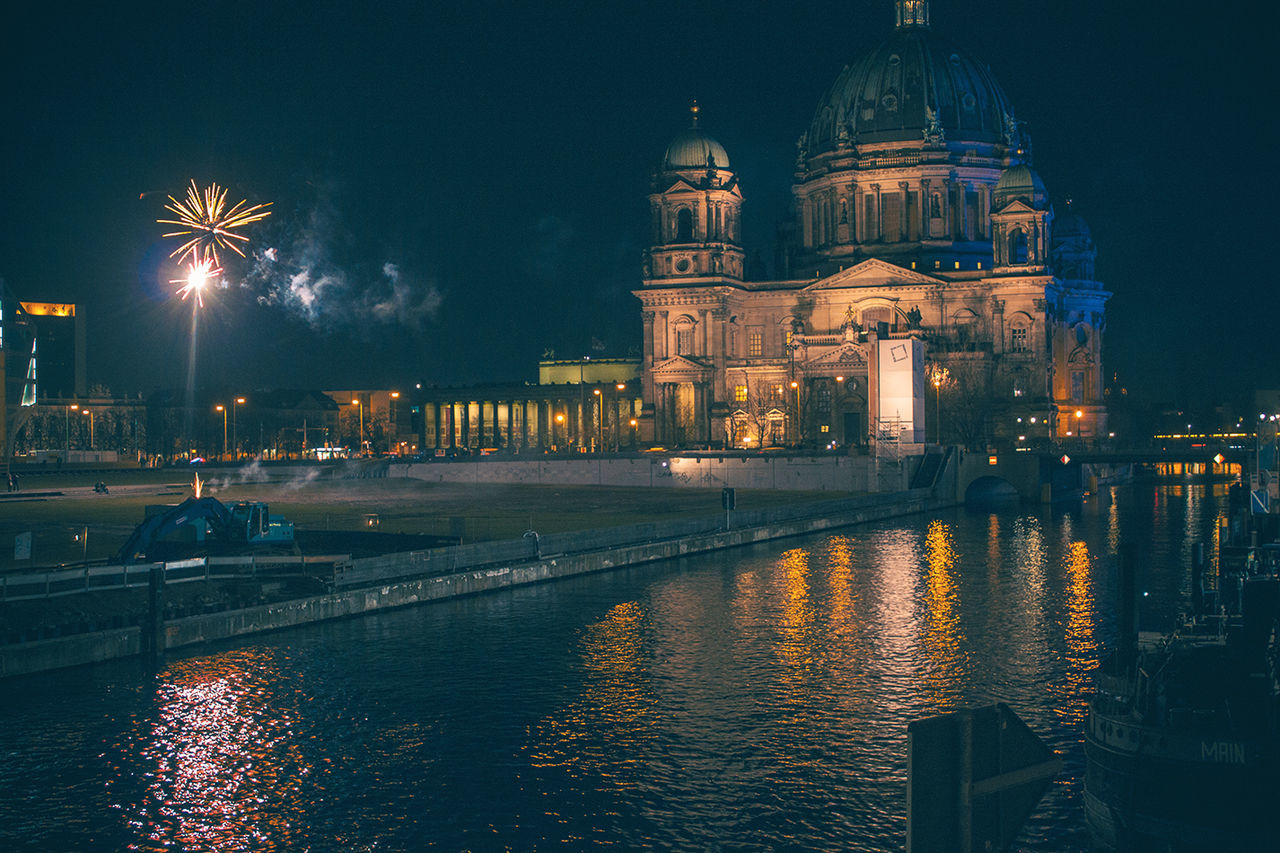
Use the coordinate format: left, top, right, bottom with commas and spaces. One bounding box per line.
395, 452, 916, 493
0, 489, 950, 679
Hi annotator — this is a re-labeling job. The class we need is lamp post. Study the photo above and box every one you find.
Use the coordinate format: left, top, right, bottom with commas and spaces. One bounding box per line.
82, 408, 94, 450
593, 388, 602, 452
928, 364, 949, 445
67, 403, 78, 453
615, 383, 626, 452
232, 397, 245, 460
790, 380, 800, 446
215, 405, 227, 461
389, 391, 401, 454
351, 399, 364, 456
555, 412, 565, 449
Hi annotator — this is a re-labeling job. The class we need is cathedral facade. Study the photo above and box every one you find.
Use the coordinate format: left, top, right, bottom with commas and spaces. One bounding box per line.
634, 0, 1109, 451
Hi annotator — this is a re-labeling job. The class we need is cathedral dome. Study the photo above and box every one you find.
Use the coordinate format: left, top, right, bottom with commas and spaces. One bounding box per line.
994, 163, 1049, 209
806, 8, 1014, 153
663, 127, 730, 171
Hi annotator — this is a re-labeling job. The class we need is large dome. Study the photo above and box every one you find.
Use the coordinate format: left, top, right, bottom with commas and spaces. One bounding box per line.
663, 127, 730, 171
806, 24, 1014, 153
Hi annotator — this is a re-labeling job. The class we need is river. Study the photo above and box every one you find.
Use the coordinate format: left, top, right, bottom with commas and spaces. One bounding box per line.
0, 482, 1228, 852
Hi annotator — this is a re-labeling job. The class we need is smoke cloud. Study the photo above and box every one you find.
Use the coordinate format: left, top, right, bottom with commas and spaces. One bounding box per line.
241, 194, 442, 331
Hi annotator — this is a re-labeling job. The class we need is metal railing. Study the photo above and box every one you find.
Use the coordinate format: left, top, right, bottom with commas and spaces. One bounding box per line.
0, 554, 348, 603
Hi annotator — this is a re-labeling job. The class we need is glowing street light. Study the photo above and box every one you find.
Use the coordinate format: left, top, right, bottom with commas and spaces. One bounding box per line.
215, 404, 227, 460
928, 364, 950, 444
593, 388, 603, 451
389, 391, 401, 454
82, 408, 94, 450
351, 399, 364, 456
232, 397, 245, 460
67, 403, 78, 453
615, 383, 627, 452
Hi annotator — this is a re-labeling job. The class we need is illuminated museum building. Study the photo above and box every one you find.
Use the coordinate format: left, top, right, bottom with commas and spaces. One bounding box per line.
635, 0, 1109, 449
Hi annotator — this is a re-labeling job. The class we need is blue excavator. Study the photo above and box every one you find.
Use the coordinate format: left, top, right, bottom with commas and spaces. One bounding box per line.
116, 497, 295, 564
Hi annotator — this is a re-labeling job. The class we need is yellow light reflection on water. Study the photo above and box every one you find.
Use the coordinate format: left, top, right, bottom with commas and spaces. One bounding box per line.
918, 520, 970, 707
526, 600, 654, 783
777, 546, 816, 674
1051, 540, 1100, 727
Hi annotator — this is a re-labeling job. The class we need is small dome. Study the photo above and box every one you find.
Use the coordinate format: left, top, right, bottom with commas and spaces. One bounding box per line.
664, 127, 730, 171
994, 164, 1049, 209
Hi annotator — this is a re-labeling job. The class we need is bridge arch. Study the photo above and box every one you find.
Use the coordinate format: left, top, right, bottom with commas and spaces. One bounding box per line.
964, 475, 1020, 505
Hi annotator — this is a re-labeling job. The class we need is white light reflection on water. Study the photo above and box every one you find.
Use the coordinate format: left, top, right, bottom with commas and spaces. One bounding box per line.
118, 650, 309, 853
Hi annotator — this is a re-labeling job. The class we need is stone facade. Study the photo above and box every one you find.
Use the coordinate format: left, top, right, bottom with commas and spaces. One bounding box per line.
635, 0, 1110, 450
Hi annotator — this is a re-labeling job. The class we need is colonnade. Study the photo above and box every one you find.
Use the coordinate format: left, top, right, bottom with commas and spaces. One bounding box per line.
420, 392, 641, 453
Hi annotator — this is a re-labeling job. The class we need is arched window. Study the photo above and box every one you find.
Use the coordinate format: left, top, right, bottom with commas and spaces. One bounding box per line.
676, 208, 693, 242
674, 316, 696, 356
1009, 228, 1028, 264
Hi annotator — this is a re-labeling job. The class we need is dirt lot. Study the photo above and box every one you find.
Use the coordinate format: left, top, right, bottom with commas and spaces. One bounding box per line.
1, 468, 838, 639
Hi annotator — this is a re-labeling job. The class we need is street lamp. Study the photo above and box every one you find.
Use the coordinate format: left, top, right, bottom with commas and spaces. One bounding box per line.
390, 391, 401, 455
215, 405, 227, 460
555, 411, 566, 449
67, 403, 78, 453
351, 399, 364, 456
928, 364, 949, 444
615, 383, 626, 451
790, 380, 800, 446
82, 408, 94, 450
233, 397, 245, 460
593, 388, 602, 452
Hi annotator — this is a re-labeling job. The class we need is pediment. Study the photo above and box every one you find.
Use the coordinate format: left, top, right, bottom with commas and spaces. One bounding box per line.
804, 258, 944, 291
659, 177, 701, 194
651, 355, 713, 378
991, 199, 1039, 217
804, 344, 869, 369
658, 177, 742, 198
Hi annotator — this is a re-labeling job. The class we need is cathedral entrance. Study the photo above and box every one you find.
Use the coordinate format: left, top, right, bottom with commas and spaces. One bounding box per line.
674, 382, 696, 446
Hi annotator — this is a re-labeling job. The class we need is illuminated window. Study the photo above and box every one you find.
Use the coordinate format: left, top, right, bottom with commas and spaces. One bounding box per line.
734, 385, 747, 403
1010, 326, 1028, 352
748, 329, 763, 357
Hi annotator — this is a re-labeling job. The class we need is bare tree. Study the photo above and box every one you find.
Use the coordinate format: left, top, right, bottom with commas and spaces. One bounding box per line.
941, 358, 997, 449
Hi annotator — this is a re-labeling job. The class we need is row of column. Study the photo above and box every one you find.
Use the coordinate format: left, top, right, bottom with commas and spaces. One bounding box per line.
803, 179, 993, 247
424, 397, 640, 452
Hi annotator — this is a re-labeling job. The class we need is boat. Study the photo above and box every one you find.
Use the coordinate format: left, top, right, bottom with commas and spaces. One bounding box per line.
1083, 546, 1280, 851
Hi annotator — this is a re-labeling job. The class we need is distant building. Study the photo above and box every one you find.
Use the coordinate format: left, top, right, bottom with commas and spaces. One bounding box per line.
413, 359, 642, 454
635, 0, 1109, 450
0, 285, 38, 463
19, 301, 86, 400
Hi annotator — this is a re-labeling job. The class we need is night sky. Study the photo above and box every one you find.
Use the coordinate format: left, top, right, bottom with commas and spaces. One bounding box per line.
1, 1, 1271, 409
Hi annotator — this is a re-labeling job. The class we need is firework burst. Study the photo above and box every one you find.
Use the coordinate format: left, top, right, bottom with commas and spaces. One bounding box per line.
158, 179, 272, 266
171, 257, 223, 308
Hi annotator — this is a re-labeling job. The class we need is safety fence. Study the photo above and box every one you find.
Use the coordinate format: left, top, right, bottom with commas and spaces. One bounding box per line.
0, 554, 349, 603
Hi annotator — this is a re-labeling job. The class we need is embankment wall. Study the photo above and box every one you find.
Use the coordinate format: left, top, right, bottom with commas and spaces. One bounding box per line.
1, 490, 949, 679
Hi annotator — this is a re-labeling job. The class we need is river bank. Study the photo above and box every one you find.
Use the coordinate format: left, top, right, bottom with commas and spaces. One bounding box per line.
0, 488, 950, 678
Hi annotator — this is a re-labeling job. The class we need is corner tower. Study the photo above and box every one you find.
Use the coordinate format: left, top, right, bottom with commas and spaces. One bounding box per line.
643, 103, 745, 284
